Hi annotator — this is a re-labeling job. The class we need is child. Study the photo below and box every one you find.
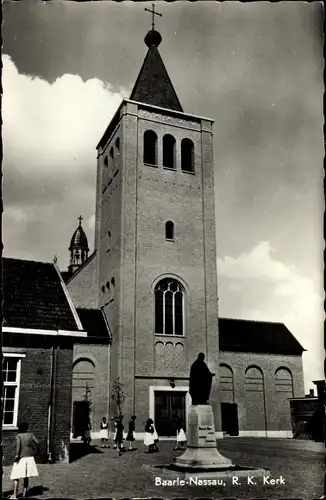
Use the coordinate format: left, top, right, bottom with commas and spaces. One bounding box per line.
112, 417, 118, 449
174, 417, 186, 450
126, 415, 136, 451
82, 419, 92, 445
152, 420, 159, 452
144, 418, 155, 453
100, 417, 109, 448
115, 415, 124, 456
10, 422, 39, 499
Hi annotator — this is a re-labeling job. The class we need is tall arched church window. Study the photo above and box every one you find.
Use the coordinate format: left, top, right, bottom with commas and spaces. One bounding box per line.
163, 134, 176, 169
115, 137, 120, 152
110, 147, 114, 159
144, 130, 158, 165
181, 138, 194, 172
165, 221, 174, 240
154, 278, 185, 336
104, 156, 108, 167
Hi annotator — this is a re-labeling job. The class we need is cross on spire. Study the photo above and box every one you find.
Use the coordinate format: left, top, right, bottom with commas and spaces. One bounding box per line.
144, 3, 162, 31
78, 215, 83, 226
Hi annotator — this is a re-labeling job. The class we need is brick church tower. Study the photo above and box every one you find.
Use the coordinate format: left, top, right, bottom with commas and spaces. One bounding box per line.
94, 23, 222, 435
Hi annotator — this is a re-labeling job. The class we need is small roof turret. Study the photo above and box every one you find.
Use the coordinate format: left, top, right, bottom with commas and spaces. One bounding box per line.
69, 216, 89, 252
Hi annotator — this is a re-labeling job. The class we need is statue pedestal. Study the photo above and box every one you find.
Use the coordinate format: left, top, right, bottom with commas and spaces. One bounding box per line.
174, 405, 234, 469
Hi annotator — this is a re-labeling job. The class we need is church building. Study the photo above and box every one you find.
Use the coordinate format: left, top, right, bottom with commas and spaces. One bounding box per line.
64, 23, 305, 440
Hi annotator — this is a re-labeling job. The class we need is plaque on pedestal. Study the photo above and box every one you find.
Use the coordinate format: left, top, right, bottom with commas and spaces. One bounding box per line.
174, 405, 234, 469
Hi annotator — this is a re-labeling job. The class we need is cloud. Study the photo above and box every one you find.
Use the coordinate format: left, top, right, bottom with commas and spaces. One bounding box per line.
2, 55, 129, 267
217, 242, 324, 392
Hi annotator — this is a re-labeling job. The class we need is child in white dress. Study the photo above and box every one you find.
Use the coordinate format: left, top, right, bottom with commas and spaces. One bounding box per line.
100, 417, 109, 448
152, 421, 159, 452
174, 417, 186, 450
144, 418, 155, 453
10, 422, 39, 499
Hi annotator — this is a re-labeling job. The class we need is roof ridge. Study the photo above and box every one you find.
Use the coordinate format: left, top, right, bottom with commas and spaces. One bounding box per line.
3, 257, 54, 265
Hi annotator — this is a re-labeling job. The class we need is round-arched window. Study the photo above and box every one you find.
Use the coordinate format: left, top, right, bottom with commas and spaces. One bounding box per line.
154, 278, 185, 336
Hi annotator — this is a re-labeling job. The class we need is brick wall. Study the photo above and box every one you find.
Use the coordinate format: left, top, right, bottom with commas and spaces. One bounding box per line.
219, 351, 305, 435
92, 102, 223, 430
67, 253, 97, 309
72, 344, 110, 433
3, 343, 73, 465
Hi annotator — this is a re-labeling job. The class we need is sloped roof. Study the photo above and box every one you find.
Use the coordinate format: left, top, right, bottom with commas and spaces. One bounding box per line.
130, 44, 183, 112
3, 258, 80, 331
76, 308, 111, 342
219, 318, 305, 355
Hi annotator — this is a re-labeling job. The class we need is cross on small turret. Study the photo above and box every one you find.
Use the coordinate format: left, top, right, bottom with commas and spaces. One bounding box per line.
145, 3, 162, 30
78, 215, 83, 226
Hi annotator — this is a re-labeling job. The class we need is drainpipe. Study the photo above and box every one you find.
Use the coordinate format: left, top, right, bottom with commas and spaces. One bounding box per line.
47, 342, 58, 463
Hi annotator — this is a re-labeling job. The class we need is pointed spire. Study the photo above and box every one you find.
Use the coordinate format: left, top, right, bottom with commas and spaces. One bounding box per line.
130, 22, 183, 112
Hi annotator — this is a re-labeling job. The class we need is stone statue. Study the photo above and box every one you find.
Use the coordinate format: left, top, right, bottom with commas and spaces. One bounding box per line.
189, 353, 215, 405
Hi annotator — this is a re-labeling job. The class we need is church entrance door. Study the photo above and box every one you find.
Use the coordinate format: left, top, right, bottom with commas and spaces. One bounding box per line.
155, 391, 186, 437
72, 401, 89, 438
221, 402, 239, 436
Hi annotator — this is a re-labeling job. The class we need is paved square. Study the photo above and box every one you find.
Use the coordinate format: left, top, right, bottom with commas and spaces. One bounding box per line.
2, 438, 324, 499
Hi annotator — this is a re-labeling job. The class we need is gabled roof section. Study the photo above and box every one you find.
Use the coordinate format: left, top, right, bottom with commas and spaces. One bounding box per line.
130, 40, 183, 112
76, 308, 111, 343
3, 258, 80, 331
219, 318, 305, 356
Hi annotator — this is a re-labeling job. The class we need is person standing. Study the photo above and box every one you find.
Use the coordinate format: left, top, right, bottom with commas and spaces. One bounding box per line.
82, 419, 92, 445
10, 422, 39, 499
115, 415, 124, 456
100, 417, 109, 448
126, 415, 136, 451
144, 418, 155, 453
174, 417, 186, 450
152, 420, 159, 452
112, 417, 118, 449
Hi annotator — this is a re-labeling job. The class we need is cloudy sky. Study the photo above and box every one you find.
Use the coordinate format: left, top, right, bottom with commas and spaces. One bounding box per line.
2, 1, 324, 391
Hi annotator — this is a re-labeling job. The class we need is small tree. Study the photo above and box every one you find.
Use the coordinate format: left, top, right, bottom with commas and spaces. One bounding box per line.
84, 383, 92, 419
111, 377, 125, 417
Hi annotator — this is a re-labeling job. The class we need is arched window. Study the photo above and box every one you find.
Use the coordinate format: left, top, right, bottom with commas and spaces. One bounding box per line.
220, 364, 234, 402
104, 156, 108, 167
181, 138, 194, 172
163, 134, 176, 169
115, 137, 120, 151
245, 365, 266, 431
155, 278, 185, 335
111, 277, 115, 287
72, 358, 95, 390
144, 130, 158, 165
245, 366, 264, 391
165, 221, 174, 240
110, 147, 114, 159
275, 368, 294, 397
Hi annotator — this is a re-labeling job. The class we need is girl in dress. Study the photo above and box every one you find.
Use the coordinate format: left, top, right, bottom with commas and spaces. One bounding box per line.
100, 417, 109, 448
174, 417, 186, 450
152, 420, 159, 452
10, 422, 39, 499
126, 415, 136, 451
112, 417, 118, 449
82, 419, 92, 445
144, 418, 155, 453
115, 415, 124, 456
